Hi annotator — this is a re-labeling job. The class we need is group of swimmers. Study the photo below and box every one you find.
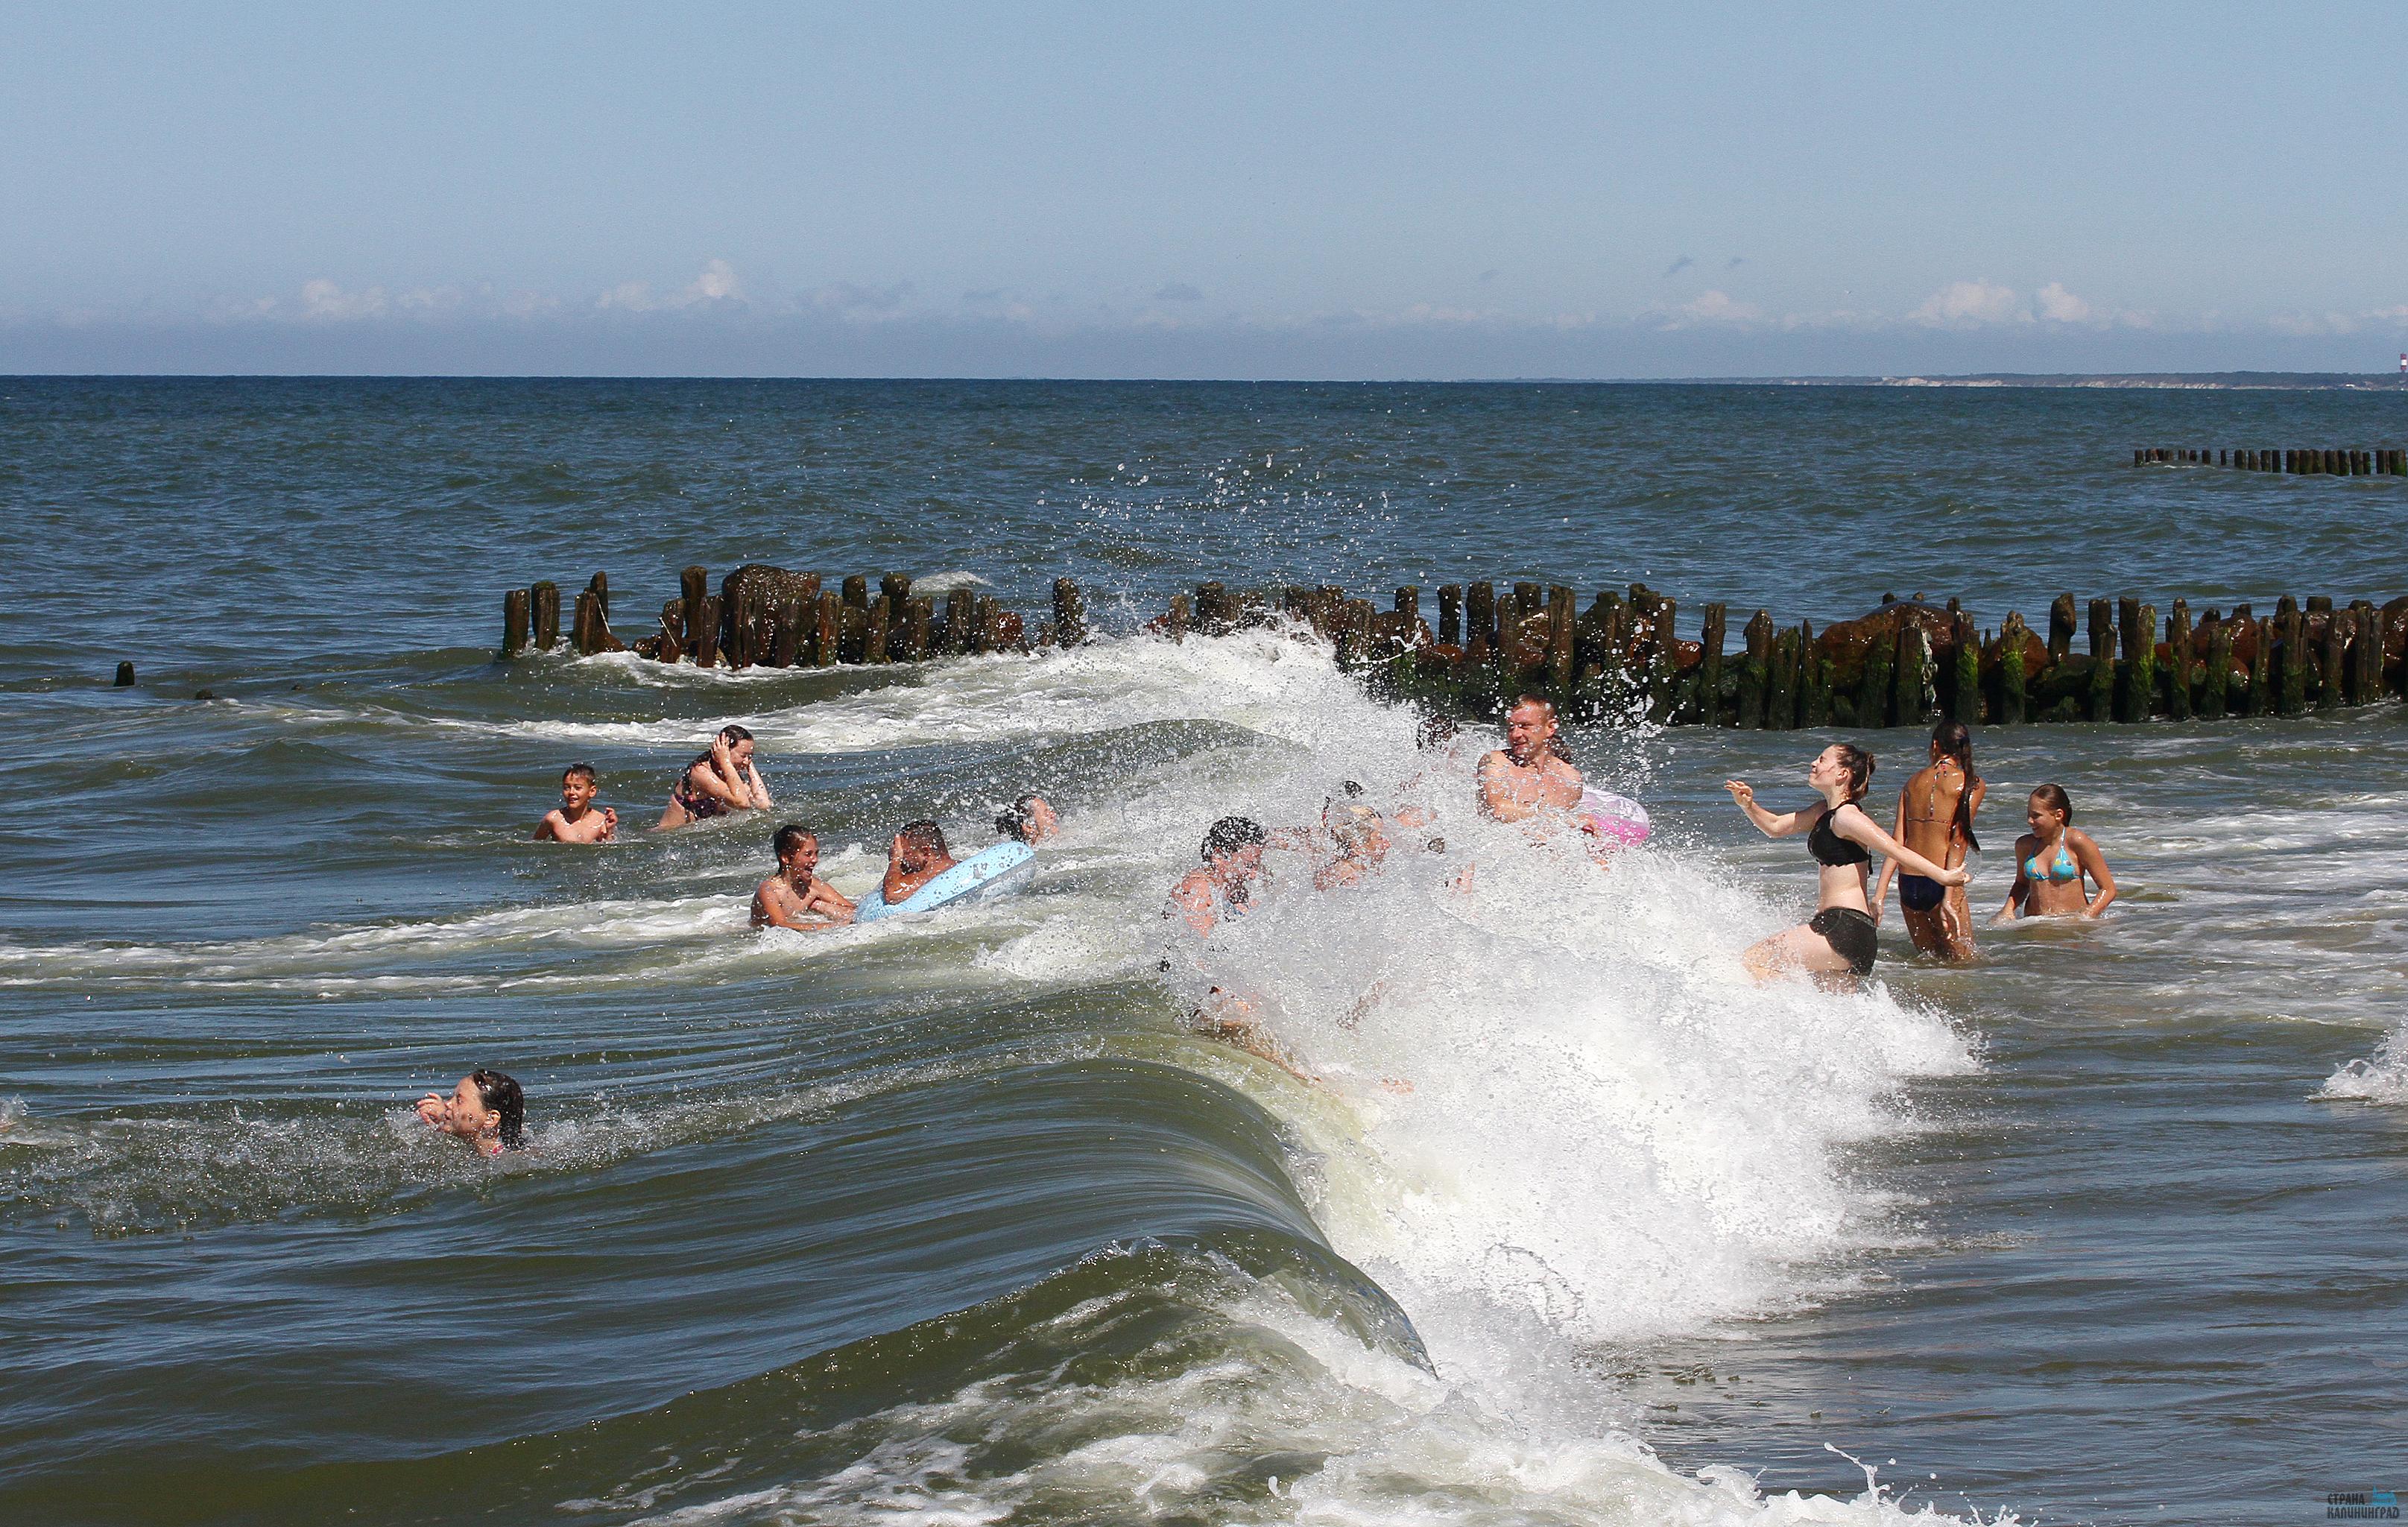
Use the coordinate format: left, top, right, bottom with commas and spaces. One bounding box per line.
436, 699, 2120, 1151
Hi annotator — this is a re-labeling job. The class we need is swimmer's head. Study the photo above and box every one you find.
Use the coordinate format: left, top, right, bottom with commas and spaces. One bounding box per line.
1324, 802, 1385, 859
434, 1070, 525, 1151
560, 762, 598, 807
772, 824, 819, 873
995, 794, 1058, 844
895, 819, 949, 872
717, 724, 756, 765
1503, 695, 1558, 764
1416, 712, 1459, 750
1810, 743, 1875, 803
1201, 816, 1267, 870
2028, 783, 2073, 831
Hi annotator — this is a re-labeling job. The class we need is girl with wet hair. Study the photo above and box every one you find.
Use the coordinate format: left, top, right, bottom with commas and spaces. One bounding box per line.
415, 1069, 526, 1156
1994, 783, 2117, 922
1873, 720, 1987, 962
1725, 742, 1971, 990
657, 724, 773, 830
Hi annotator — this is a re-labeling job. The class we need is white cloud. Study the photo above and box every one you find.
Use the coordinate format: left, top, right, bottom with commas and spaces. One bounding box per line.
685, 258, 739, 303
2034, 281, 2093, 323
300, 278, 388, 320
1673, 289, 1760, 323
1910, 278, 2023, 326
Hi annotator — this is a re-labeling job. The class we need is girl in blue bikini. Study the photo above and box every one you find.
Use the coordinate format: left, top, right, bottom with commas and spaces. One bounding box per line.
1994, 783, 2117, 922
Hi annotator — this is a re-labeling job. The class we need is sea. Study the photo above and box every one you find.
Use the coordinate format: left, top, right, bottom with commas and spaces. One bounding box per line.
3, 376, 2405, 1526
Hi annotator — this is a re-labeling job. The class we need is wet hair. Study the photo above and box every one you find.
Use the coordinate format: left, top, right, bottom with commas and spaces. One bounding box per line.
470, 1069, 525, 1151
1930, 721, 1982, 852
717, 724, 754, 746
1201, 815, 1267, 861
898, 819, 948, 858
1510, 694, 1558, 721
994, 794, 1044, 843
1416, 712, 1459, 750
2030, 783, 2074, 824
562, 762, 597, 785
772, 823, 815, 858
1831, 743, 1875, 803
1339, 780, 1365, 798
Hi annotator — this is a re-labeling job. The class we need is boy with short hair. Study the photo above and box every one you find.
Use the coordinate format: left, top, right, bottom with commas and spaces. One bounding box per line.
534, 763, 618, 842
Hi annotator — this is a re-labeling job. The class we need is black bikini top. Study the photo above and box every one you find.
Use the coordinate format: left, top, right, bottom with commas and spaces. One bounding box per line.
1808, 803, 1871, 867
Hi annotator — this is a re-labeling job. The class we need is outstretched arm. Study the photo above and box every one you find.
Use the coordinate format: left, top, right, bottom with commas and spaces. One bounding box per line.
1723, 780, 1814, 838
1833, 804, 1967, 885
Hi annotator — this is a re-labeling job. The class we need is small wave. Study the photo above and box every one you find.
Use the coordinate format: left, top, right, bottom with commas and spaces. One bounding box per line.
2322, 1023, 2408, 1103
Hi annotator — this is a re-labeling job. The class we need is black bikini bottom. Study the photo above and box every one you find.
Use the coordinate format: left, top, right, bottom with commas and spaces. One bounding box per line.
1897, 873, 1946, 914
1808, 907, 1878, 977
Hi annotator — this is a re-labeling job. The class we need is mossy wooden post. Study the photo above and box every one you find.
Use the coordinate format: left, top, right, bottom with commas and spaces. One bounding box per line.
944, 589, 977, 654
2278, 605, 2307, 715
1545, 586, 1576, 700
1590, 592, 1625, 710
2246, 616, 2273, 715
1766, 625, 1798, 730
1512, 582, 1543, 621
841, 575, 868, 613
1051, 578, 1087, 646
2113, 598, 2142, 721
2133, 604, 2159, 720
570, 591, 592, 654
1700, 603, 1728, 727
1646, 597, 1681, 724
2351, 599, 2380, 704
1467, 582, 1497, 654
2164, 601, 2193, 721
1737, 610, 1772, 729
862, 594, 890, 663
1998, 613, 2029, 724
1438, 585, 1463, 646
722, 587, 755, 668
1951, 610, 1982, 722
1396, 584, 1422, 631
503, 588, 530, 657
690, 596, 723, 668
1858, 617, 1895, 728
2087, 598, 2115, 721
588, 572, 610, 622
812, 592, 840, 668
1801, 622, 1832, 727
2318, 607, 2348, 709
2202, 618, 2232, 719
531, 581, 560, 650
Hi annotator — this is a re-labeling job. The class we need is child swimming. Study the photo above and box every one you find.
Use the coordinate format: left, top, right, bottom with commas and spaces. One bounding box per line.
751, 824, 856, 929
533, 763, 617, 842
415, 1069, 526, 1156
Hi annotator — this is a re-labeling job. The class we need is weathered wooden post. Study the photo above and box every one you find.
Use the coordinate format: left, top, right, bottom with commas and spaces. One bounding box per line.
768, 598, 800, 666
1545, 587, 1575, 698
2165, 601, 2193, 721
1795, 622, 1827, 727
1998, 613, 2029, 724
813, 592, 840, 668
691, 595, 723, 668
1903, 621, 1941, 727
531, 581, 560, 650
2048, 594, 2076, 666
1737, 610, 1772, 730
1052, 579, 1087, 646
2317, 607, 2347, 707
2133, 448, 2145, 467
656, 600, 686, 664
863, 595, 890, 663
1700, 604, 1728, 727
1950, 610, 1982, 722
1859, 617, 1895, 729
2351, 599, 2380, 704
113, 660, 135, 686
2202, 617, 2231, 720
2278, 602, 2307, 715
680, 566, 709, 626
2087, 598, 2115, 722
503, 589, 531, 657
2246, 616, 2273, 715
1397, 583, 1422, 630
944, 588, 977, 654
1646, 598, 1681, 724
1166, 592, 1192, 643
2132, 603, 2159, 720
722, 585, 756, 668
1467, 583, 1497, 654
1766, 625, 1798, 730
841, 575, 868, 613
900, 596, 931, 660
571, 590, 593, 654
1438, 585, 1463, 646
1511, 582, 1543, 621
587, 572, 610, 622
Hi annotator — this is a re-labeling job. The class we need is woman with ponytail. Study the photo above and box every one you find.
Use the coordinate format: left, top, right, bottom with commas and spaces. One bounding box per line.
1725, 743, 1971, 990
1873, 720, 1986, 963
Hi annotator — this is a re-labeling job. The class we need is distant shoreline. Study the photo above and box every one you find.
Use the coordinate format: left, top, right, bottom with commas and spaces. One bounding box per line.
1677, 371, 2408, 391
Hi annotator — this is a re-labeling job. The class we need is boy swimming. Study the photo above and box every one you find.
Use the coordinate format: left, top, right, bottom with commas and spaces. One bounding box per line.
533, 763, 617, 842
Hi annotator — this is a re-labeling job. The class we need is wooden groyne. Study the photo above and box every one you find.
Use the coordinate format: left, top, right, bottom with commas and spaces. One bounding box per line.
501, 566, 2408, 728
2135, 446, 2408, 475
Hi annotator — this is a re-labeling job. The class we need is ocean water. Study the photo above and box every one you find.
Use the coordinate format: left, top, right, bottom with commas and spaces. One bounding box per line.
2, 377, 2406, 1526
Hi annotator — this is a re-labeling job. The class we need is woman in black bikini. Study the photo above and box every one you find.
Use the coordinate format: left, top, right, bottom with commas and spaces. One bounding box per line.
655, 724, 772, 830
1725, 743, 1971, 990
1872, 720, 1985, 963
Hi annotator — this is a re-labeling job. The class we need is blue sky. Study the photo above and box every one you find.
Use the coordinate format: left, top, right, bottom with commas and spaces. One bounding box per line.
4, 2, 2405, 377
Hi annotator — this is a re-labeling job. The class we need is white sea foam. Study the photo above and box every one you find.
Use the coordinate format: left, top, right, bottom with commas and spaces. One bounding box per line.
2322, 1022, 2408, 1103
